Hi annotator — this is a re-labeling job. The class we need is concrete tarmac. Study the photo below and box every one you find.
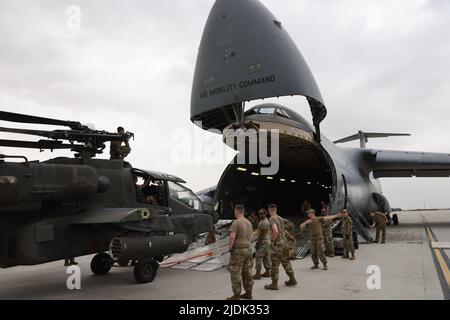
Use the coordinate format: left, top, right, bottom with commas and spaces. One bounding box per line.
0, 210, 449, 300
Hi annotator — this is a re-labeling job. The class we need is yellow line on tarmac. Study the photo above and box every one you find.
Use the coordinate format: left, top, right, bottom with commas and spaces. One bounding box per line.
425, 226, 450, 287
425, 227, 434, 243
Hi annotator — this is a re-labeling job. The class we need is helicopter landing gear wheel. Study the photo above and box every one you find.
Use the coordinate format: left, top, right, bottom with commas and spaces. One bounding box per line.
133, 259, 159, 284
90, 253, 113, 275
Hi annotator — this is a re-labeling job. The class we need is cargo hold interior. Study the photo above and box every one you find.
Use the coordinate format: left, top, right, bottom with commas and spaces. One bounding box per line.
215, 136, 335, 225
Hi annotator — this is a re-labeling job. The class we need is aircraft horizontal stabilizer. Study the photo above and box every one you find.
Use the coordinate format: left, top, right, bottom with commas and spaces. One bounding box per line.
334, 130, 410, 148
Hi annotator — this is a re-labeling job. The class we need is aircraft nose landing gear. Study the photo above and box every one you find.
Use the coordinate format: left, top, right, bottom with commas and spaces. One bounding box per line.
133, 259, 159, 284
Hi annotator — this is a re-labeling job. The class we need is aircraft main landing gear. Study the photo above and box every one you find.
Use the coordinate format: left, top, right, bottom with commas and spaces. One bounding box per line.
392, 213, 399, 225
133, 259, 159, 284
91, 252, 113, 275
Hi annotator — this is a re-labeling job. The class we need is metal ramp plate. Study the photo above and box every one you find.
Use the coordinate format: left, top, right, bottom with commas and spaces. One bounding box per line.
170, 262, 199, 270
186, 255, 214, 264
209, 246, 230, 256
295, 241, 311, 259
163, 220, 257, 272
191, 264, 225, 272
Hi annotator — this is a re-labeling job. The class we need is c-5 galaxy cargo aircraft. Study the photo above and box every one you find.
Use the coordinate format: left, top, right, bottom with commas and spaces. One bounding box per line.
0, 111, 217, 283
191, 0, 450, 235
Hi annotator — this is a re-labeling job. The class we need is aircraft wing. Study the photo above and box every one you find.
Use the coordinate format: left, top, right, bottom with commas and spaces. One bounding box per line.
367, 149, 450, 178
70, 207, 169, 224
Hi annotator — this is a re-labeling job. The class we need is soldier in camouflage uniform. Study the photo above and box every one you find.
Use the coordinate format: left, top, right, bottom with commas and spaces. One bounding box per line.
253, 209, 271, 280
320, 201, 335, 257
283, 218, 296, 259
264, 204, 297, 290
227, 205, 254, 300
370, 211, 388, 243
300, 209, 340, 270
246, 211, 259, 230
301, 200, 312, 214
205, 226, 217, 245
110, 126, 131, 160
340, 209, 355, 260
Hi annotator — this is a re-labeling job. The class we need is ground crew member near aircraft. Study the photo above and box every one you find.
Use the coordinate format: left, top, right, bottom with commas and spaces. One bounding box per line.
265, 204, 297, 290
253, 209, 271, 280
110, 126, 131, 159
320, 201, 330, 216
64, 257, 77, 266
283, 218, 297, 259
246, 211, 259, 230
301, 200, 312, 215
227, 204, 254, 300
320, 201, 335, 257
370, 211, 388, 243
300, 209, 340, 270
340, 209, 355, 260
205, 226, 217, 245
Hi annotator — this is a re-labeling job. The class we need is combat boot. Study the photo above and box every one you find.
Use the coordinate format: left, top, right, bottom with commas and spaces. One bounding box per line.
310, 264, 319, 269
329, 252, 335, 257
350, 255, 355, 260
264, 280, 279, 290
285, 274, 297, 286
239, 291, 252, 300
261, 270, 271, 278
342, 255, 349, 259
323, 264, 328, 270
253, 271, 262, 280
226, 294, 240, 300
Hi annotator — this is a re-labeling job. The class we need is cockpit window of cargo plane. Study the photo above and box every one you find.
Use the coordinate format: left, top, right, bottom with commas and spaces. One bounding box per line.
168, 181, 201, 210
257, 107, 275, 114
250, 107, 292, 119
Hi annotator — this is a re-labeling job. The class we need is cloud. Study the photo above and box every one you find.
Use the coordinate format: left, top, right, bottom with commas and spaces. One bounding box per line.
0, 0, 449, 209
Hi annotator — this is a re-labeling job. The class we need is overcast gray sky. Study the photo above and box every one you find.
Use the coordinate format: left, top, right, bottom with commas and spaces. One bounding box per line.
1, 0, 449, 210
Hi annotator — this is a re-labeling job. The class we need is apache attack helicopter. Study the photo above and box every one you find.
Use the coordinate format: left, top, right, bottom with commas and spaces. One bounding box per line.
191, 0, 450, 239
0, 111, 217, 283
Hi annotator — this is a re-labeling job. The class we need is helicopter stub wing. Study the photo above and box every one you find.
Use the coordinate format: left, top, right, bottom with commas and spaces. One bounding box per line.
70, 207, 170, 225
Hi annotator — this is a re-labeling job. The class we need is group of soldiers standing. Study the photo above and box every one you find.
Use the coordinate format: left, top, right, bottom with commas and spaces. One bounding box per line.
226, 201, 391, 300
226, 203, 297, 300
